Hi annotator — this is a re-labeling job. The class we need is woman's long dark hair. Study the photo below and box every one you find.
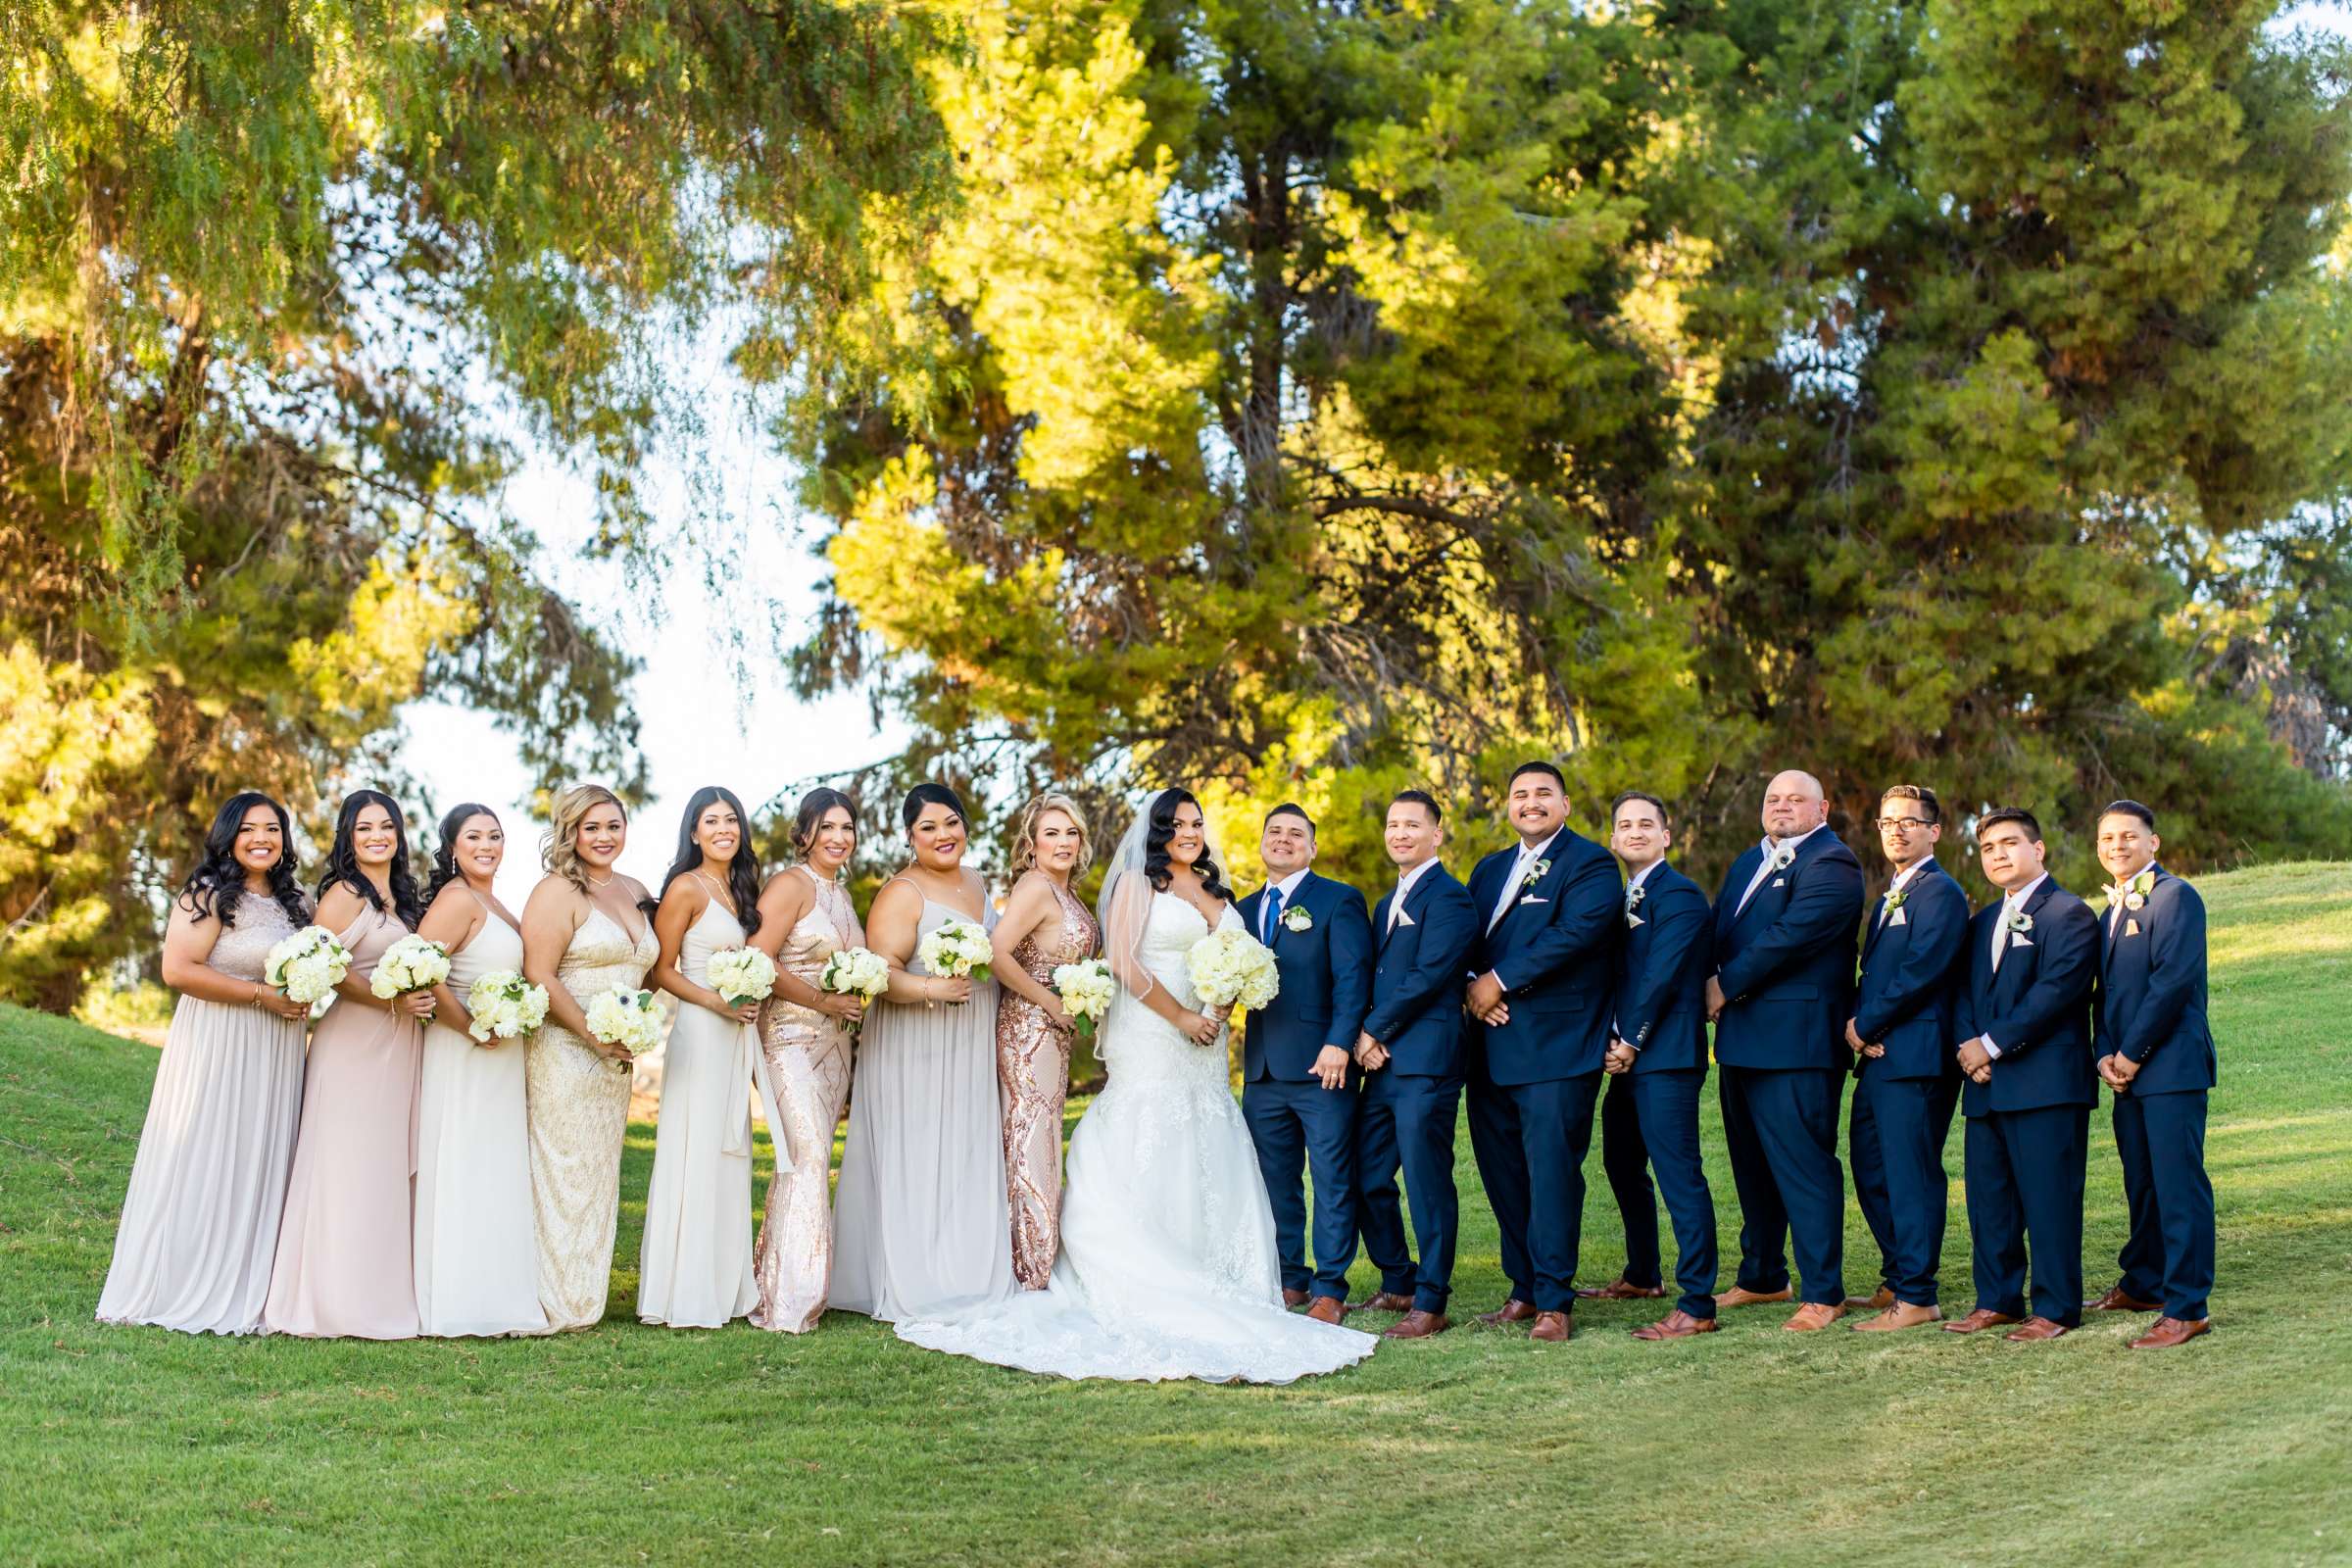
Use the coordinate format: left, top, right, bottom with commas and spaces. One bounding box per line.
793, 787, 858, 859
179, 792, 308, 928
424, 803, 500, 906
1145, 787, 1232, 902
315, 789, 425, 929
660, 785, 762, 938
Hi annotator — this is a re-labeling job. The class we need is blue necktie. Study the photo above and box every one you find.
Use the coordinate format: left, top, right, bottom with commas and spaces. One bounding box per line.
1263, 886, 1284, 945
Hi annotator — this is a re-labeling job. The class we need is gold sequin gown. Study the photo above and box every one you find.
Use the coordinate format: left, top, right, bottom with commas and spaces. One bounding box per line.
998, 880, 1099, 1289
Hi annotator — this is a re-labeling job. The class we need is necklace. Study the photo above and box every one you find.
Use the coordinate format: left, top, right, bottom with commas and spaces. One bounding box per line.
586, 870, 615, 889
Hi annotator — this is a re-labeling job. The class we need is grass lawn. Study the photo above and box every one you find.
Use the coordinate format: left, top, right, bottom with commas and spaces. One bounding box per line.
4, 862, 2348, 1566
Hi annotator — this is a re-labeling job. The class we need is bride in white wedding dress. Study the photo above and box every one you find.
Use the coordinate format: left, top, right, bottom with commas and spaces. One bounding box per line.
894, 789, 1378, 1383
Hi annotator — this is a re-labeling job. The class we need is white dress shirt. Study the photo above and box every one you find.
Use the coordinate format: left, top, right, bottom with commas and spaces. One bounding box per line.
1259, 867, 1310, 946
1613, 858, 1664, 1044
1487, 829, 1562, 933
1734, 822, 1827, 916
1387, 857, 1440, 934
1982, 871, 2048, 1057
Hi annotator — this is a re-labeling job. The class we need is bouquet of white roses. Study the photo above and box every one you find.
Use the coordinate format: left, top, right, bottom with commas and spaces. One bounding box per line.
916, 917, 995, 984
1186, 928, 1280, 1011
264, 925, 353, 1019
1051, 957, 1115, 1039
584, 986, 666, 1072
370, 933, 452, 1000
706, 946, 778, 1008
819, 946, 890, 1004
465, 969, 549, 1044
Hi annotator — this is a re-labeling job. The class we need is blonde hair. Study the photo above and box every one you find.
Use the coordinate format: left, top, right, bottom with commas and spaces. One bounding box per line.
1009, 792, 1093, 878
543, 784, 627, 894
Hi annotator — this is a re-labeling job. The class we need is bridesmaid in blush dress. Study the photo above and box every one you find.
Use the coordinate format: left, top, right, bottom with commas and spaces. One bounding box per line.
744, 788, 868, 1333
831, 782, 1015, 1320
638, 786, 764, 1328
98, 793, 315, 1335
411, 804, 546, 1338
991, 793, 1101, 1289
519, 784, 660, 1332
264, 790, 432, 1341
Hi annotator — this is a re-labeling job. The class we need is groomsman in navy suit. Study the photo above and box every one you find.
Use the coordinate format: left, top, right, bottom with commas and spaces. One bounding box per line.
2086, 800, 2217, 1349
1463, 761, 1622, 1344
1704, 769, 1866, 1331
1843, 784, 1969, 1333
1941, 808, 2100, 1342
1236, 805, 1374, 1324
1583, 791, 1721, 1342
1349, 790, 1478, 1339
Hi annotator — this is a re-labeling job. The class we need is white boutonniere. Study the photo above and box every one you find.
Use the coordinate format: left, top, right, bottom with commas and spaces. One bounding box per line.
2005, 908, 2034, 934
1519, 857, 1552, 894
2103, 868, 2156, 913
1769, 844, 1796, 872
1625, 883, 1646, 928
1281, 905, 1313, 933
1885, 887, 1909, 912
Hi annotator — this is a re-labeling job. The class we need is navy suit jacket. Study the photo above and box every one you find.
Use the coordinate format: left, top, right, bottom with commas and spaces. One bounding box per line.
1958, 877, 2099, 1116
1465, 828, 1620, 1085
1235, 870, 1374, 1082
2093, 866, 2217, 1096
1364, 861, 1477, 1077
1710, 828, 1868, 1071
1852, 858, 1969, 1082
1612, 860, 1711, 1074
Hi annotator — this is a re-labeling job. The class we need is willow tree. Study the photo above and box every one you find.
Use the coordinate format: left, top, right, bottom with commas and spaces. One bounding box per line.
0, 1, 945, 1006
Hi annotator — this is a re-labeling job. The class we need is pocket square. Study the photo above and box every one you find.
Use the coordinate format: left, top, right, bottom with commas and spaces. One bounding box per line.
1394, 907, 1417, 928
2009, 934, 2034, 949
1770, 876, 1787, 887
1518, 894, 1547, 906
2125, 917, 2140, 937
1888, 907, 1908, 926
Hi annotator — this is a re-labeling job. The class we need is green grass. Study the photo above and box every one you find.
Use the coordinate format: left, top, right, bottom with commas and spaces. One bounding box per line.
5, 862, 2349, 1566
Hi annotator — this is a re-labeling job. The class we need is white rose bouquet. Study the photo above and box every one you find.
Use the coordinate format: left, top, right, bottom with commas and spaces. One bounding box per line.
584, 986, 666, 1073
465, 969, 549, 1044
819, 946, 890, 1004
370, 933, 452, 1001
917, 917, 995, 985
706, 946, 778, 1008
1186, 928, 1280, 1011
1051, 957, 1115, 1039
264, 925, 353, 1019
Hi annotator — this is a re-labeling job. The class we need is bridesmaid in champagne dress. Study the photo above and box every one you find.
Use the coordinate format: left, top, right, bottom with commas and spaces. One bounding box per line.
265, 791, 432, 1340
412, 804, 546, 1338
519, 784, 661, 1332
99, 793, 315, 1335
639, 787, 764, 1328
744, 788, 867, 1333
832, 783, 1015, 1320
990, 793, 1102, 1289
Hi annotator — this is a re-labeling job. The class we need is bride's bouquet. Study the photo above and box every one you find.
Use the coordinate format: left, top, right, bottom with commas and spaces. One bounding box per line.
1051, 957, 1115, 1039
917, 916, 994, 986
264, 925, 353, 1019
585, 985, 667, 1073
1187, 928, 1280, 1011
370, 933, 452, 1002
706, 946, 777, 1008
465, 969, 549, 1044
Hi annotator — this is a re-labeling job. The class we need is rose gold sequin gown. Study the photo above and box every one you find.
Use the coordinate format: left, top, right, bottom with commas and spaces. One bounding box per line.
749, 867, 862, 1333
998, 880, 1099, 1289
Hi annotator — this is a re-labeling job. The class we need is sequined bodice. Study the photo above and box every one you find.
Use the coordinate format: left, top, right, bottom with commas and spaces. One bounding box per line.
1011, 880, 1099, 985
778, 868, 862, 988
207, 896, 301, 982
560, 906, 659, 999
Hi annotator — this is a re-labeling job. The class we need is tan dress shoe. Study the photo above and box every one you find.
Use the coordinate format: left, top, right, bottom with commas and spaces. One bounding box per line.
1384, 1309, 1450, 1340
2129, 1316, 2212, 1349
1478, 1298, 1539, 1326
1713, 1285, 1794, 1309
1282, 1288, 1310, 1307
1781, 1301, 1847, 1332
1940, 1307, 2023, 1334
1842, 1285, 1895, 1312
1348, 1291, 1415, 1313
1575, 1277, 1666, 1300
1850, 1301, 1942, 1332
1529, 1310, 1574, 1343
1631, 1308, 1718, 1341
1304, 1296, 1347, 1325
2003, 1316, 2070, 1342
2086, 1285, 2161, 1313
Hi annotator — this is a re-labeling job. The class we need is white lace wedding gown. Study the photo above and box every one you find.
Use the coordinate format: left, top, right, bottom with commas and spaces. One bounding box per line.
893, 893, 1378, 1382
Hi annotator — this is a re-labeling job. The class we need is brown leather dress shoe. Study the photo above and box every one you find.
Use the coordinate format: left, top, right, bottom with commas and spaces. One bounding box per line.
1713, 1285, 1794, 1309
2002, 1315, 2070, 1342
1631, 1308, 1718, 1341
1348, 1291, 1415, 1314
1478, 1298, 1539, 1326
2086, 1285, 2161, 1313
1304, 1295, 1347, 1325
1842, 1285, 1896, 1312
1384, 1309, 1451, 1339
1575, 1277, 1666, 1300
1940, 1307, 2023, 1335
1282, 1288, 1310, 1308
1851, 1301, 1942, 1332
1782, 1301, 1846, 1332
1529, 1310, 1574, 1343
2130, 1316, 2212, 1349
